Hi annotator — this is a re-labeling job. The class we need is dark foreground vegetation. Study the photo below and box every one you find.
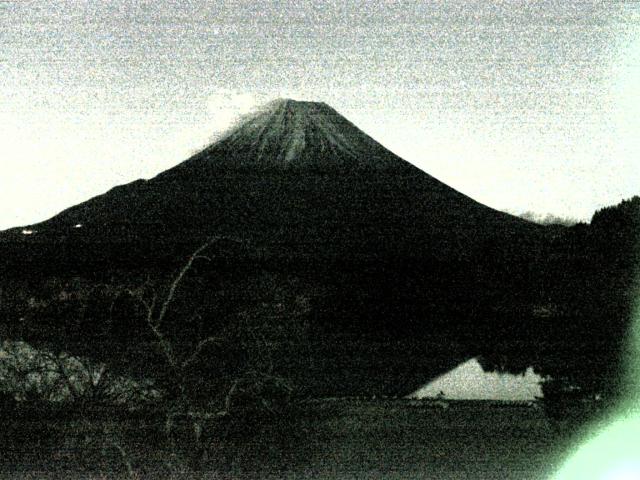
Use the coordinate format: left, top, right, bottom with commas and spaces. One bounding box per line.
2, 197, 637, 400
0, 100, 637, 478
1, 397, 593, 479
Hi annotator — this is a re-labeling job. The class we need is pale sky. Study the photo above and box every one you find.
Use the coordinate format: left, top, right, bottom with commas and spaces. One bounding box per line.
1, 1, 639, 230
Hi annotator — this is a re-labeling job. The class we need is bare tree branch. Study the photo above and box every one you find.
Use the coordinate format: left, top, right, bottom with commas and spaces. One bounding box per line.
140, 293, 157, 323
181, 336, 223, 369
223, 379, 238, 415
130, 236, 241, 371
109, 439, 137, 480
156, 238, 218, 328
146, 316, 177, 369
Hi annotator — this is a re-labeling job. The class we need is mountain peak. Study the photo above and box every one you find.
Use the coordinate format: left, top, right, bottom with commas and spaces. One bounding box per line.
268, 98, 331, 111
185, 99, 416, 172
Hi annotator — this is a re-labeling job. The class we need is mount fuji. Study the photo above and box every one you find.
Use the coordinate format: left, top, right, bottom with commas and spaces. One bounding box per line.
0, 99, 550, 396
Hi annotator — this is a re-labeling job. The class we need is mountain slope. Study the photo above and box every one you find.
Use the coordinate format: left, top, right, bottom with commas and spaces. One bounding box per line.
1, 99, 540, 268
0, 99, 550, 396
191, 98, 413, 171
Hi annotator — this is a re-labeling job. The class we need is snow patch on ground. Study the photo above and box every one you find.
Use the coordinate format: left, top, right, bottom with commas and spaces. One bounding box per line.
411, 357, 544, 401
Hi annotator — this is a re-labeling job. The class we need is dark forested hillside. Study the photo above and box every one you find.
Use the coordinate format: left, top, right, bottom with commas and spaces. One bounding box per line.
479, 196, 640, 402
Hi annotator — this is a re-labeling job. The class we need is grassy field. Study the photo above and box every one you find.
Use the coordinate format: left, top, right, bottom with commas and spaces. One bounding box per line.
0, 399, 587, 479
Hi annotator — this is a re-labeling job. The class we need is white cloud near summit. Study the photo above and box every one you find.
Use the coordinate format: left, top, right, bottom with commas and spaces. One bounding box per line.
206, 89, 261, 134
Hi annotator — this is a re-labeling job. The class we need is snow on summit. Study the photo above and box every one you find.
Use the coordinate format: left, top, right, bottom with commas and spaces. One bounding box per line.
188, 99, 417, 171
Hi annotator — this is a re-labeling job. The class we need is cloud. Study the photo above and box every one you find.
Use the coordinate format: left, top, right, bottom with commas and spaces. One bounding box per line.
203, 87, 312, 142
206, 88, 262, 133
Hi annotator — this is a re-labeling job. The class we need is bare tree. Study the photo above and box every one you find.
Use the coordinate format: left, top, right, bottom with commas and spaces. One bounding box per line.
1, 236, 298, 477
124, 236, 295, 474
